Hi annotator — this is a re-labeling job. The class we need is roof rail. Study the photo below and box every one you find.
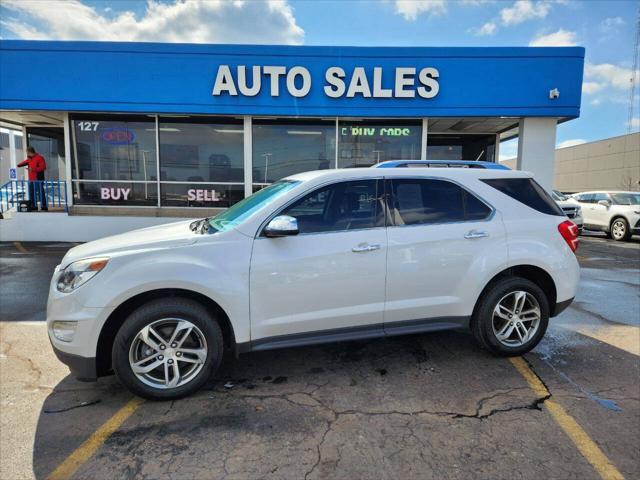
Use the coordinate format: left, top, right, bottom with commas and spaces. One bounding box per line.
373, 160, 510, 170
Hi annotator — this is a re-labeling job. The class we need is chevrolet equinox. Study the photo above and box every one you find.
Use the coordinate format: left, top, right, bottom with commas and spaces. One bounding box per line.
48, 168, 580, 399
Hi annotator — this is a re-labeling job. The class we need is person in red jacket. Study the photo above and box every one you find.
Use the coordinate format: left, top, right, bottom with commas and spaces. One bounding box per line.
18, 146, 48, 211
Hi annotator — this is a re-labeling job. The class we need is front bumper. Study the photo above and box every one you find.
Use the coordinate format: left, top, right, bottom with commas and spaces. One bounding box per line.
50, 341, 97, 381
47, 265, 116, 379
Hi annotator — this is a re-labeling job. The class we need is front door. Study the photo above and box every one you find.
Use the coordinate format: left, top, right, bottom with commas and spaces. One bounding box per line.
384, 178, 508, 332
588, 193, 612, 228
250, 179, 387, 344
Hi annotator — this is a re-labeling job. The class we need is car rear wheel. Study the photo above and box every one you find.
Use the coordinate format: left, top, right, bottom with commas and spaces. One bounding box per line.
611, 218, 631, 242
471, 277, 549, 356
113, 298, 223, 400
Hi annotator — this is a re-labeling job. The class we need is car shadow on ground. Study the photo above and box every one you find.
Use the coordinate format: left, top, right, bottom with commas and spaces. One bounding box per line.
31, 331, 494, 478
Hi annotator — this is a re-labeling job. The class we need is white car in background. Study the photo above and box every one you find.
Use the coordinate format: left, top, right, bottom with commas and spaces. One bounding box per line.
569, 191, 640, 241
552, 190, 583, 232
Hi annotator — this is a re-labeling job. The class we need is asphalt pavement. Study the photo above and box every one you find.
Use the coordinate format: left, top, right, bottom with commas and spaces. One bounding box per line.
0, 233, 638, 480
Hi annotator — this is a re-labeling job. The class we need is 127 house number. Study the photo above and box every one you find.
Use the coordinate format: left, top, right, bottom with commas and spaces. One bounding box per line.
77, 121, 100, 131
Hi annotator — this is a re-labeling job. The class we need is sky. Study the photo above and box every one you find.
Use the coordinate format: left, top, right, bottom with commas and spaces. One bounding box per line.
0, 0, 638, 160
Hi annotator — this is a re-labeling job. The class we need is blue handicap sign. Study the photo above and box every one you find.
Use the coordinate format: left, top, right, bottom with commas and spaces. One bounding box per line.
9, 168, 17, 180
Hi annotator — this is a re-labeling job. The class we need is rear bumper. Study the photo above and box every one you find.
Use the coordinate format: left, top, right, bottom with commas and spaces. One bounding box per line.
552, 297, 574, 317
51, 342, 97, 382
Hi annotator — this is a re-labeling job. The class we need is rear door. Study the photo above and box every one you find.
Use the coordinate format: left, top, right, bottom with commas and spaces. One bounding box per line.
383, 177, 508, 333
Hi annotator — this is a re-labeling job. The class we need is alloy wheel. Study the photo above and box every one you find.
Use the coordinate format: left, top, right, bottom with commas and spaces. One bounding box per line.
128, 318, 208, 389
491, 291, 541, 347
612, 220, 626, 240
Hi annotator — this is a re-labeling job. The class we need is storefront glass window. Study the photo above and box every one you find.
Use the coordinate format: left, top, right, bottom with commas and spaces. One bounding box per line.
71, 181, 158, 206
427, 134, 496, 162
252, 119, 335, 187
71, 115, 157, 206
71, 115, 157, 181
158, 117, 244, 207
338, 120, 422, 168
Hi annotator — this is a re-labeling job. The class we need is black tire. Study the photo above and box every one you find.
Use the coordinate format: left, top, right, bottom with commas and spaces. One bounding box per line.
112, 298, 224, 400
610, 217, 631, 242
471, 277, 549, 356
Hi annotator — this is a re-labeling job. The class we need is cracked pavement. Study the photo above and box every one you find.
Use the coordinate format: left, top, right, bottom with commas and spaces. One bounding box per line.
0, 233, 638, 479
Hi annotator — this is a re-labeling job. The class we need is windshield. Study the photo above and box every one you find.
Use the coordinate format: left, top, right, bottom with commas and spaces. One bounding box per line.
611, 192, 640, 205
552, 190, 568, 201
208, 180, 301, 232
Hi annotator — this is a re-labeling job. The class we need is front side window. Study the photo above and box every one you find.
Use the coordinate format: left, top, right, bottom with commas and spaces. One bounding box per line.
279, 180, 384, 234
389, 178, 491, 226
592, 193, 609, 203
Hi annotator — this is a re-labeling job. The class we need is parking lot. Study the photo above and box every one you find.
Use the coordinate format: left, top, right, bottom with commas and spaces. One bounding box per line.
1, 234, 638, 480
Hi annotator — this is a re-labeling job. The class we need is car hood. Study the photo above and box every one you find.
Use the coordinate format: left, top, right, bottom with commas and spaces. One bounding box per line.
61, 219, 200, 267
555, 200, 578, 208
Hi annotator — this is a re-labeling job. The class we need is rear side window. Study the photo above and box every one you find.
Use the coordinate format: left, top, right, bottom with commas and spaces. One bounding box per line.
482, 178, 564, 216
389, 179, 492, 226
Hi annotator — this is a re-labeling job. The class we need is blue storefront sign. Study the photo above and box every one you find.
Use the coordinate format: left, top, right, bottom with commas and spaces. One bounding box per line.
0, 41, 584, 118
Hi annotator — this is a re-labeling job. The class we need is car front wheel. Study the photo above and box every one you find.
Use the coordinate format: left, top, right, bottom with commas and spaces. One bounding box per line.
471, 277, 549, 356
112, 298, 224, 400
611, 218, 631, 241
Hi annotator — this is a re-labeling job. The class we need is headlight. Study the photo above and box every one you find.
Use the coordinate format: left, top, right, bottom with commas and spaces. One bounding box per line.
576, 206, 582, 215
56, 258, 109, 293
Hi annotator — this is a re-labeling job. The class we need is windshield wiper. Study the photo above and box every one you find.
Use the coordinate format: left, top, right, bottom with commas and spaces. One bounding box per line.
189, 218, 210, 234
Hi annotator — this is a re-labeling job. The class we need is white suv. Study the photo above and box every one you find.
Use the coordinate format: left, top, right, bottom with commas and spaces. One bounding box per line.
569, 191, 640, 241
47, 168, 580, 399
552, 190, 583, 231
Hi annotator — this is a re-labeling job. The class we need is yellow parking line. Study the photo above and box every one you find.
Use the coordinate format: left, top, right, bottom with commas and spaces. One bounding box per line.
510, 357, 624, 480
47, 397, 144, 480
13, 241, 29, 254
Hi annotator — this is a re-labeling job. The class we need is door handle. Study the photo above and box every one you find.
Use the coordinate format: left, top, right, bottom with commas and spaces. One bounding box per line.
464, 230, 489, 239
352, 243, 381, 253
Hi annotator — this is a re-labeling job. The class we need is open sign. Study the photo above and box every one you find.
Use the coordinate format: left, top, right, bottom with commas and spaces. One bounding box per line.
101, 128, 135, 145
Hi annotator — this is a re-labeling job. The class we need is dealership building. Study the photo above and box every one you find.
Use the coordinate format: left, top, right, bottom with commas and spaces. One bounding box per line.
0, 40, 584, 241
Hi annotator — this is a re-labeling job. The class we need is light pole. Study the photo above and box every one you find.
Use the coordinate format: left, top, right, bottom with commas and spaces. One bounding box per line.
261, 153, 272, 184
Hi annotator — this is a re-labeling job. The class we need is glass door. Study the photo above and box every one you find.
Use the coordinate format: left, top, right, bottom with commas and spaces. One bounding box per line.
26, 127, 66, 180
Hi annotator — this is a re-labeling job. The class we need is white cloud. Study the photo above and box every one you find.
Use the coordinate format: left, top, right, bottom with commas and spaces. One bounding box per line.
585, 63, 636, 90
473, 22, 497, 36
394, 0, 446, 21
582, 81, 604, 95
460, 0, 496, 5
500, 1, 551, 26
529, 29, 577, 47
0, 0, 304, 44
557, 139, 586, 149
629, 117, 640, 130
600, 16, 624, 32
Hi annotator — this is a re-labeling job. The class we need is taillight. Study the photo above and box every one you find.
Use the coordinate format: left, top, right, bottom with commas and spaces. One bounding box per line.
558, 220, 579, 252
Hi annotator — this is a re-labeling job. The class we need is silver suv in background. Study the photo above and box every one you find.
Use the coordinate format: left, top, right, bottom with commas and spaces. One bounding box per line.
552, 190, 583, 232
569, 191, 640, 241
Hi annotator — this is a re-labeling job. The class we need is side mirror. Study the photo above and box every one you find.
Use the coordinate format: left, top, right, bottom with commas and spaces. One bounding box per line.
263, 215, 299, 237
597, 199, 611, 208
